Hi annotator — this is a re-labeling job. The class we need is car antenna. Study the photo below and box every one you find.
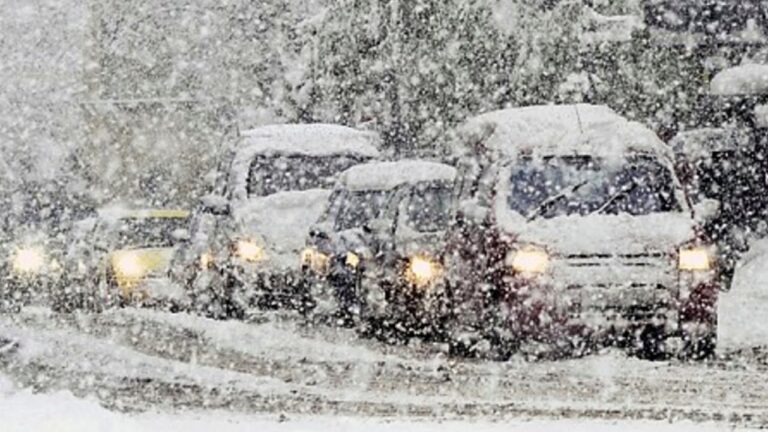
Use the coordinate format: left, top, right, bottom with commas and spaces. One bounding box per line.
573, 104, 589, 156
574, 104, 584, 135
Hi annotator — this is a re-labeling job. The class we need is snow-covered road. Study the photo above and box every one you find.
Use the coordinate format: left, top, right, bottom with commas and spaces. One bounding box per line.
1, 307, 768, 429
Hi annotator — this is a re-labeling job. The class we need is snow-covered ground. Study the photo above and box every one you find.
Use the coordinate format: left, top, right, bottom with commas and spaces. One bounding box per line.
0, 373, 753, 431
3, 306, 768, 429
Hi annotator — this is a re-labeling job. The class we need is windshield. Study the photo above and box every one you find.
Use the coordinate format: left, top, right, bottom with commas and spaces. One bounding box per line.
405, 183, 454, 232
508, 156, 680, 219
334, 190, 393, 231
247, 154, 364, 197
111, 217, 188, 249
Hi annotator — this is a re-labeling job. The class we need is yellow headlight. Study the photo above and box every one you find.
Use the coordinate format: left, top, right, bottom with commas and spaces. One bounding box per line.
12, 247, 46, 274
678, 247, 712, 271
346, 252, 360, 268
510, 248, 549, 274
405, 256, 441, 287
301, 247, 329, 274
199, 252, 214, 270
113, 253, 146, 279
234, 240, 266, 263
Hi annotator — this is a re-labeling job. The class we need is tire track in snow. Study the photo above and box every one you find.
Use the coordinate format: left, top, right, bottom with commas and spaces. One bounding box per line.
4, 309, 768, 427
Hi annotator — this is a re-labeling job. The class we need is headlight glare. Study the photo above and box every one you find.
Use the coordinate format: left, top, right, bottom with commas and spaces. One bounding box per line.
113, 253, 146, 279
346, 252, 360, 268
234, 240, 265, 263
199, 252, 214, 270
301, 247, 329, 274
405, 256, 441, 287
678, 247, 712, 271
509, 248, 549, 274
12, 247, 46, 274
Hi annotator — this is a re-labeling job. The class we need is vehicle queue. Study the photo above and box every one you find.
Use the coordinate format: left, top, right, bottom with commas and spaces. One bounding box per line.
0, 104, 727, 361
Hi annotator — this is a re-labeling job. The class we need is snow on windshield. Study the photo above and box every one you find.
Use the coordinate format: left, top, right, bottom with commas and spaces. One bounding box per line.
509, 156, 680, 219
6, 1, 768, 431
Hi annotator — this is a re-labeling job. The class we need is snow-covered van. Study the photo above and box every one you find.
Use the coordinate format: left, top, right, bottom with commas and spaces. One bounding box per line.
301, 160, 458, 334
184, 124, 381, 318
443, 104, 722, 359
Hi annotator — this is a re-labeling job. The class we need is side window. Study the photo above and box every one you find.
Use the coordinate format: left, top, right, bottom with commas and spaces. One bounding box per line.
334, 190, 393, 231
404, 182, 454, 233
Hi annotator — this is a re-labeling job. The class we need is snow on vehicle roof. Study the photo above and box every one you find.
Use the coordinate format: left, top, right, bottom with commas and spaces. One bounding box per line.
238, 123, 381, 158
340, 160, 457, 191
455, 104, 671, 162
669, 127, 748, 159
710, 64, 768, 96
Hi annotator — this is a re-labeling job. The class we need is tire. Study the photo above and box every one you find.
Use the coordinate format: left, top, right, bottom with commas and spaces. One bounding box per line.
680, 327, 716, 361
635, 324, 668, 361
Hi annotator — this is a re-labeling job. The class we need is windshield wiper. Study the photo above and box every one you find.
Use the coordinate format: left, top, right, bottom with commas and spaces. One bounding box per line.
526, 180, 588, 222
590, 179, 639, 216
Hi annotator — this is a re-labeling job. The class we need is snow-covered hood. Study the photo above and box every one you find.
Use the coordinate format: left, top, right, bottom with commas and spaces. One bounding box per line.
232, 189, 331, 268
498, 212, 696, 256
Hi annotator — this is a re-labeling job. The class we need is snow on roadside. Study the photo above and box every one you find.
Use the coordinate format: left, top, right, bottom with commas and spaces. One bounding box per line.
719, 239, 768, 351
0, 372, 750, 432
118, 308, 412, 364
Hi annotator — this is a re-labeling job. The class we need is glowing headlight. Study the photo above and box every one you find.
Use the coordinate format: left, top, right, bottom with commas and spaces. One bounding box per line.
11, 247, 46, 274
509, 248, 549, 274
234, 240, 266, 263
678, 247, 712, 271
405, 256, 441, 287
346, 252, 360, 268
301, 247, 329, 274
199, 252, 214, 270
113, 253, 146, 279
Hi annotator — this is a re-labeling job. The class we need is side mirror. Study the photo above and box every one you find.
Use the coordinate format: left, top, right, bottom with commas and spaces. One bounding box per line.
693, 198, 719, 223
363, 218, 392, 235
309, 223, 331, 240
200, 194, 230, 216
458, 199, 489, 224
171, 228, 191, 242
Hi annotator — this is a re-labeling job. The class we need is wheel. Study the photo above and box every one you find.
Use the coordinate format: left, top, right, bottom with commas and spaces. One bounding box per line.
634, 324, 668, 361
679, 326, 716, 361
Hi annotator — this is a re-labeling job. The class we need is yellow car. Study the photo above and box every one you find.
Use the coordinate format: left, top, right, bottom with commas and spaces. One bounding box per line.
93, 208, 190, 304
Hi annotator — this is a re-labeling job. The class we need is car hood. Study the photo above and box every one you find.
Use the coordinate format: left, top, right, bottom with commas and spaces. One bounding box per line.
498, 212, 696, 256
232, 189, 331, 267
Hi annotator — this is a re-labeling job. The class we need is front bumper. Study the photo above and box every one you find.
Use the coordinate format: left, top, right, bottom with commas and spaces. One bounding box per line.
0, 272, 64, 310
301, 262, 449, 334
195, 262, 308, 310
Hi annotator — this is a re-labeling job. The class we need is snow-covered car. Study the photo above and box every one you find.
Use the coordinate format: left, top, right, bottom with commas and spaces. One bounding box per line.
0, 182, 95, 312
442, 104, 722, 360
301, 160, 458, 335
89, 207, 191, 307
182, 123, 381, 318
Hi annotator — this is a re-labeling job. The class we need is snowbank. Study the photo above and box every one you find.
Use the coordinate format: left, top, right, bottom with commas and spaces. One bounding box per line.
456, 104, 670, 163
710, 64, 768, 97
0, 376, 749, 432
341, 160, 457, 191
718, 239, 768, 351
